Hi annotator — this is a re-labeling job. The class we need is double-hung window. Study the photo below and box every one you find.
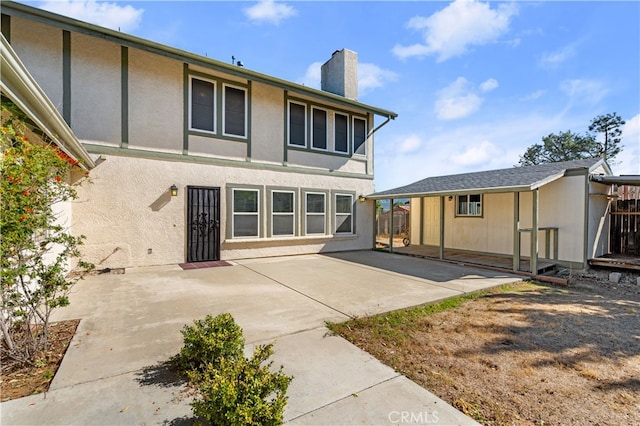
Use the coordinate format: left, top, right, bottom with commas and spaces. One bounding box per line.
312, 108, 327, 150
272, 191, 295, 236
334, 113, 349, 153
288, 102, 306, 147
190, 77, 216, 133
352, 117, 367, 156
232, 189, 259, 238
456, 194, 482, 217
335, 194, 353, 234
305, 193, 326, 235
223, 85, 246, 137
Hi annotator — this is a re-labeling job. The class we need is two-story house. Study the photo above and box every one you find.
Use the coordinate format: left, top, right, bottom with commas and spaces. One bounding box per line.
1, 1, 397, 269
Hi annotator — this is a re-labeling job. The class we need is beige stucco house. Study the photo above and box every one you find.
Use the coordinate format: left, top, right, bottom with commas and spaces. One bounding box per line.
368, 158, 615, 273
2, 1, 397, 269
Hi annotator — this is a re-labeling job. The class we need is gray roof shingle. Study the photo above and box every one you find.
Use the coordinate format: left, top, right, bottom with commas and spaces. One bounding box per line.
369, 158, 604, 199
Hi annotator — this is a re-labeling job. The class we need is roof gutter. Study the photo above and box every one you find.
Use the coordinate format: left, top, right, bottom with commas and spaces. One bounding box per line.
1, 34, 95, 170
590, 174, 640, 186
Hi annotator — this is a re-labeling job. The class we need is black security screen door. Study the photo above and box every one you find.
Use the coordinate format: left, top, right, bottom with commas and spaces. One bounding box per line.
187, 186, 221, 262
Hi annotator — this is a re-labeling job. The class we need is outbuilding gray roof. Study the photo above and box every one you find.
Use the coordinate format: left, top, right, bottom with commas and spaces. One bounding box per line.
369, 158, 606, 199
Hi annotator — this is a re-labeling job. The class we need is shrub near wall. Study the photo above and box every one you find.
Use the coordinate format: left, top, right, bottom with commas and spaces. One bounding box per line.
174, 313, 293, 426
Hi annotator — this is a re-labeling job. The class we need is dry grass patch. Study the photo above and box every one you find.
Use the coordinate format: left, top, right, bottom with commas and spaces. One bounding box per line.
329, 281, 640, 425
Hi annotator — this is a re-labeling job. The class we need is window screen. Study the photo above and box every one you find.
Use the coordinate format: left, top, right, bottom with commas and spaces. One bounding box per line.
312, 108, 327, 150
224, 86, 246, 137
353, 118, 366, 155
191, 78, 215, 132
289, 103, 306, 146
335, 113, 348, 153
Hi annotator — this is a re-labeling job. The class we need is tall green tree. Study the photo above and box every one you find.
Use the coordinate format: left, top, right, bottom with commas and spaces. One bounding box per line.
588, 112, 625, 161
518, 113, 625, 166
518, 130, 597, 166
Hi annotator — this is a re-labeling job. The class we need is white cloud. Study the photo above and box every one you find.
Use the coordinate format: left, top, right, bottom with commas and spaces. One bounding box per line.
392, 0, 518, 62
434, 77, 484, 120
358, 63, 398, 96
520, 89, 546, 102
39, 0, 143, 32
539, 43, 577, 69
480, 78, 499, 93
297, 61, 396, 95
297, 61, 323, 88
560, 79, 609, 106
616, 113, 640, 175
397, 134, 423, 154
244, 0, 296, 25
450, 140, 500, 166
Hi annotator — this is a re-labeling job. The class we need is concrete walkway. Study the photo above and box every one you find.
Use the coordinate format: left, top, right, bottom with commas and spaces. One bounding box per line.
1, 251, 522, 425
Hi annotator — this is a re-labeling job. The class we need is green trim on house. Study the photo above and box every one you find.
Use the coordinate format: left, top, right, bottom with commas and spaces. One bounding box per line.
1, 1, 397, 120
283, 91, 289, 165
83, 143, 375, 180
62, 30, 71, 125
120, 46, 128, 148
245, 81, 252, 161
182, 63, 189, 154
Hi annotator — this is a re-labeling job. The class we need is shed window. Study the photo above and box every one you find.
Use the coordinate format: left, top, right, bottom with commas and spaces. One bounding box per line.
456, 194, 482, 217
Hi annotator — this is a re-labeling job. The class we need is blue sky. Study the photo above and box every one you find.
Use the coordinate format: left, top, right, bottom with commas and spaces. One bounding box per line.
25, 0, 640, 191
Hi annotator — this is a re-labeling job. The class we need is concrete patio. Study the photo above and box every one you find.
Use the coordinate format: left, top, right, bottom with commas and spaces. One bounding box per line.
1, 251, 522, 425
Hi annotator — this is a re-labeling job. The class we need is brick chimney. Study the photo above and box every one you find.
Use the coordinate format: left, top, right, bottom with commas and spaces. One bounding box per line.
321, 49, 358, 100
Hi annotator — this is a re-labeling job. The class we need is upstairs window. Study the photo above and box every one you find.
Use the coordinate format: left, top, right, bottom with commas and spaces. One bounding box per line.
334, 113, 349, 153
353, 117, 367, 156
335, 194, 353, 234
190, 78, 215, 132
456, 194, 482, 217
312, 108, 328, 150
289, 102, 306, 147
223, 85, 246, 137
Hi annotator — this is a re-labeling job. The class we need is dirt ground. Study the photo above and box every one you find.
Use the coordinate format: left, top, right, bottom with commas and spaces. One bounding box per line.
1, 320, 79, 402
334, 269, 640, 425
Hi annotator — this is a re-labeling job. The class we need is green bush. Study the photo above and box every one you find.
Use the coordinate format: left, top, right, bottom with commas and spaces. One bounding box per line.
173, 313, 244, 374
190, 343, 292, 426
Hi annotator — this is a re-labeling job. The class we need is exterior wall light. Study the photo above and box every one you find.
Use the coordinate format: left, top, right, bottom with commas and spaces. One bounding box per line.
358, 195, 366, 203
170, 184, 178, 197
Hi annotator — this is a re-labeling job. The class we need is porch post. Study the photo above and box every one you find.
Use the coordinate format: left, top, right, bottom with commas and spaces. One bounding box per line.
513, 192, 520, 271
530, 189, 539, 274
420, 197, 426, 245
439, 195, 445, 260
389, 198, 394, 253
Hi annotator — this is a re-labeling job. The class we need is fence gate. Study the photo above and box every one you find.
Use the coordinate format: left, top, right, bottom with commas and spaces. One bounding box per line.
610, 199, 639, 256
187, 186, 221, 262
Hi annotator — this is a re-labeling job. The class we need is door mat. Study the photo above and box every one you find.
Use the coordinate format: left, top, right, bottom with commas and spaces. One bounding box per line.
179, 260, 232, 270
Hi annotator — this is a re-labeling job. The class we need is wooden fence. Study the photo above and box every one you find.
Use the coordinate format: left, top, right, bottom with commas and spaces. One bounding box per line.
610, 198, 639, 256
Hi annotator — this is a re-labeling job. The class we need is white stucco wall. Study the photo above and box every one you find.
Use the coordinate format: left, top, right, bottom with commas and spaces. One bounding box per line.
74, 154, 375, 268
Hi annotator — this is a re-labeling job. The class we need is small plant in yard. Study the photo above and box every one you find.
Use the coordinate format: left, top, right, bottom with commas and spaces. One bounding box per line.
172, 313, 245, 375
190, 343, 292, 426
1, 100, 93, 364
175, 313, 293, 425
